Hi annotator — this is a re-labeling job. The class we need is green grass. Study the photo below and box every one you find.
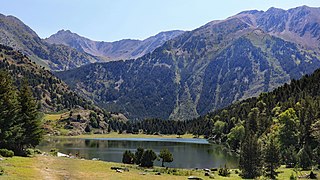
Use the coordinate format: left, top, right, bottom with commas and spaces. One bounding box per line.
43, 111, 70, 121
0, 156, 318, 180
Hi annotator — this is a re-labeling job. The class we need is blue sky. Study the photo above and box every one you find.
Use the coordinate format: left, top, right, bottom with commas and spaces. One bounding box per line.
1, 0, 320, 42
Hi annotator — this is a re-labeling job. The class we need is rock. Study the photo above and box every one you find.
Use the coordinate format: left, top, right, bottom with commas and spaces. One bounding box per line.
139, 172, 147, 175
57, 152, 69, 157
155, 172, 161, 175
0, 158, 4, 161
116, 169, 123, 173
204, 172, 210, 176
92, 158, 100, 161
204, 168, 211, 172
188, 176, 203, 180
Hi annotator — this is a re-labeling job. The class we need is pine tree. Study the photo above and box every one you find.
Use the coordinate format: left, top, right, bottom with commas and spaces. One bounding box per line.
18, 80, 43, 151
239, 120, 262, 179
134, 147, 144, 165
122, 150, 134, 164
0, 71, 21, 153
298, 143, 313, 170
140, 149, 157, 167
264, 138, 281, 179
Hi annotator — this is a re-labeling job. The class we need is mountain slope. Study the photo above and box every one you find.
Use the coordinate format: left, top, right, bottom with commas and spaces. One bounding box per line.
0, 44, 97, 112
235, 6, 320, 49
45, 29, 184, 60
57, 6, 320, 120
0, 13, 102, 70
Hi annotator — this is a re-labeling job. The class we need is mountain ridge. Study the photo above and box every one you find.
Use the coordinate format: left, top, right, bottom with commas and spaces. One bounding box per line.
45, 29, 184, 61
56, 6, 320, 121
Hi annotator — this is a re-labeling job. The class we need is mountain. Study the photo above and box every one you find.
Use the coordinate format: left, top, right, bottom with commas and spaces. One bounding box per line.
0, 44, 129, 135
45, 29, 184, 60
0, 44, 97, 112
57, 6, 320, 121
236, 5, 320, 50
0, 13, 102, 70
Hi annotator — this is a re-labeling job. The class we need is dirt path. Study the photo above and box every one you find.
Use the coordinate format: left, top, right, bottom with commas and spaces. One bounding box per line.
35, 156, 71, 180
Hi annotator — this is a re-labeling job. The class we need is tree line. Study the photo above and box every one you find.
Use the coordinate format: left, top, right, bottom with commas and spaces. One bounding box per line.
109, 68, 320, 179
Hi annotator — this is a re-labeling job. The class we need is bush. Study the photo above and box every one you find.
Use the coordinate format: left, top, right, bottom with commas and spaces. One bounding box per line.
25, 148, 35, 157
122, 150, 134, 164
0, 149, 14, 157
310, 171, 317, 179
218, 164, 230, 177
50, 148, 58, 156
0, 166, 4, 175
34, 149, 42, 154
290, 173, 297, 180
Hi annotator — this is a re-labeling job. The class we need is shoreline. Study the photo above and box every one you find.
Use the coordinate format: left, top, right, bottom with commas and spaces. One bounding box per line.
49, 132, 204, 139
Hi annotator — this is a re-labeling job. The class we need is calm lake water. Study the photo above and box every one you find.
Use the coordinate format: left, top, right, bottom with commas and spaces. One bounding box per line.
37, 137, 238, 168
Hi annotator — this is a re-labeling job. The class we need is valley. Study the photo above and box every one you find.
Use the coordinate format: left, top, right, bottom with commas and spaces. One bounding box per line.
0, 2, 320, 180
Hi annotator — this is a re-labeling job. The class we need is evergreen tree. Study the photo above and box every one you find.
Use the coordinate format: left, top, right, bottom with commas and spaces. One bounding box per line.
0, 71, 21, 153
134, 147, 144, 165
298, 144, 313, 170
18, 80, 43, 151
122, 150, 134, 164
239, 121, 262, 179
264, 138, 281, 179
140, 149, 157, 167
159, 148, 173, 167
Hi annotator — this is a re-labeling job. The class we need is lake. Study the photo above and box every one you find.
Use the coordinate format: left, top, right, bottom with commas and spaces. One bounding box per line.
37, 137, 238, 169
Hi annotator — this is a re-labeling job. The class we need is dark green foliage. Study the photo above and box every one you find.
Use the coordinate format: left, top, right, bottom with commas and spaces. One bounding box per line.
140, 149, 157, 167
159, 148, 173, 167
278, 108, 299, 152
25, 148, 35, 157
239, 126, 262, 179
122, 150, 134, 164
134, 147, 144, 165
309, 171, 317, 179
18, 80, 43, 149
0, 149, 14, 157
283, 145, 299, 168
0, 44, 97, 112
0, 71, 21, 154
290, 173, 297, 180
0, 71, 44, 155
264, 138, 281, 179
227, 124, 245, 151
298, 144, 313, 170
218, 164, 230, 177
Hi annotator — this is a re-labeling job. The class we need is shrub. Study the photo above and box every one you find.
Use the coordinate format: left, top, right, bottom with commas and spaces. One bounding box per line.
122, 150, 134, 164
310, 171, 317, 179
0, 149, 14, 157
26, 148, 35, 156
50, 148, 58, 156
0, 166, 4, 175
218, 164, 230, 177
34, 149, 42, 154
290, 173, 297, 180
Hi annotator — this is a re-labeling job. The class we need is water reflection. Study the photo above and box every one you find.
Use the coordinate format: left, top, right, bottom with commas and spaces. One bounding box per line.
38, 138, 238, 168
